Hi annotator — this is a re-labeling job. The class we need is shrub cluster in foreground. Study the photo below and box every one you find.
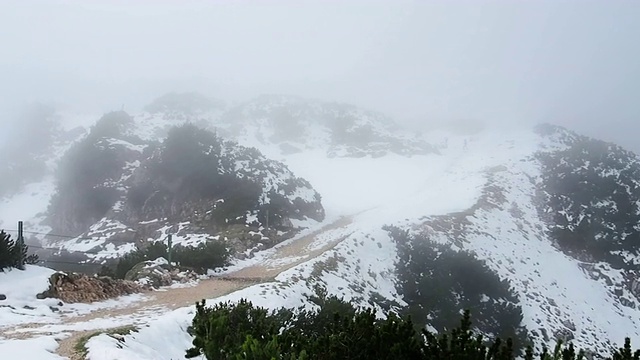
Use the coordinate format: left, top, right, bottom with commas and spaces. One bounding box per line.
186, 294, 640, 360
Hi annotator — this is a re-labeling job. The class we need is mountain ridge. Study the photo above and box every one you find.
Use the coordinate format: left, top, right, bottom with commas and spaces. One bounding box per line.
1, 94, 640, 357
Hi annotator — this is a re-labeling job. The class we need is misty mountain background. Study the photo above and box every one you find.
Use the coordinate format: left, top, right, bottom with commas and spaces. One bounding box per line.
1, 2, 640, 357
0, 0, 639, 154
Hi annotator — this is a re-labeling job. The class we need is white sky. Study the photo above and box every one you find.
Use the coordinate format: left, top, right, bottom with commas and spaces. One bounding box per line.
0, 0, 639, 150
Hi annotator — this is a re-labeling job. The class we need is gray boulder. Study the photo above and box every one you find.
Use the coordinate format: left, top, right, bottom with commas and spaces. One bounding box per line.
124, 258, 172, 288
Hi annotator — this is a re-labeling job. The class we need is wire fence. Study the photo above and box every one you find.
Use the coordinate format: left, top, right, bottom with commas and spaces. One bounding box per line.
3, 228, 101, 241
1, 227, 145, 266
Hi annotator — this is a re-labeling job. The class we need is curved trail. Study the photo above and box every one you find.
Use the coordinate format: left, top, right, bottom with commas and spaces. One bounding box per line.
2, 216, 353, 359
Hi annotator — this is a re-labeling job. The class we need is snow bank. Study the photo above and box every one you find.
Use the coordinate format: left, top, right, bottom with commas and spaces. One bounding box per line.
0, 336, 66, 360
0, 265, 61, 328
86, 307, 194, 360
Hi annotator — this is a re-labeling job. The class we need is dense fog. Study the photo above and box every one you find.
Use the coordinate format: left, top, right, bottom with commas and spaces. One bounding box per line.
1, 0, 639, 150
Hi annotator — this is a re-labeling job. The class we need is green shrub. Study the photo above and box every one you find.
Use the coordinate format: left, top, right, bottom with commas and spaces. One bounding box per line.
173, 241, 230, 273
112, 250, 147, 279
98, 242, 165, 279
389, 226, 528, 354
90, 111, 132, 140
186, 295, 426, 360
186, 295, 640, 360
0, 230, 38, 271
103, 240, 229, 278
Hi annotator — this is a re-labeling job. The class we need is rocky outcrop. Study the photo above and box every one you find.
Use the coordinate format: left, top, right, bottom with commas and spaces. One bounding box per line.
37, 272, 144, 303
536, 124, 640, 269
125, 259, 172, 288
46, 121, 325, 263
125, 258, 199, 288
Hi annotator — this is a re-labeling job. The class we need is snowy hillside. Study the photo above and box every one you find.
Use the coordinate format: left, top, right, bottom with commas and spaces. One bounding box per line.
67, 125, 640, 359
215, 94, 438, 158
2, 95, 640, 358
39, 112, 324, 262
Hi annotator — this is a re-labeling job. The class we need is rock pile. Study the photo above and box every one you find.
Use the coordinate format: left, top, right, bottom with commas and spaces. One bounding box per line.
37, 272, 144, 303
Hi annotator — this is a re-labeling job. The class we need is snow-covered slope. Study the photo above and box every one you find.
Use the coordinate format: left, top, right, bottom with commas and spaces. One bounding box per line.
215, 94, 437, 159
38, 112, 325, 262
2, 94, 640, 358
73, 125, 640, 359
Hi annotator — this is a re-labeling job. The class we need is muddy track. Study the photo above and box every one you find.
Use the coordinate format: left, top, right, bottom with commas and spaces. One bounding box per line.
3, 216, 353, 359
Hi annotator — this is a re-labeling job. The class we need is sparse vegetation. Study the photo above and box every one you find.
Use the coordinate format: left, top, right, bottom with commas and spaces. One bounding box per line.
74, 326, 138, 358
74, 330, 103, 358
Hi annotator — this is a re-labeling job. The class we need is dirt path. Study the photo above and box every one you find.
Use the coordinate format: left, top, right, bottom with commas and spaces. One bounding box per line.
3, 216, 353, 359
227, 215, 353, 279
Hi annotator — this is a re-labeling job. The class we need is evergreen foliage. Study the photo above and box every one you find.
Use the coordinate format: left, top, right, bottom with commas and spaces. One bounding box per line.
536, 132, 640, 269
0, 230, 39, 271
186, 295, 426, 360
49, 111, 135, 233
388, 226, 529, 354
101, 240, 229, 279
172, 241, 229, 273
89, 111, 132, 141
134, 123, 265, 225
185, 296, 640, 360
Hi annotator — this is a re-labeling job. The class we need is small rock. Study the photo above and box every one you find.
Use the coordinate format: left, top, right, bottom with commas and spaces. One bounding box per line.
561, 319, 576, 331
554, 327, 575, 342
0, 294, 6, 301
23, 305, 36, 310
540, 328, 550, 342
49, 306, 60, 312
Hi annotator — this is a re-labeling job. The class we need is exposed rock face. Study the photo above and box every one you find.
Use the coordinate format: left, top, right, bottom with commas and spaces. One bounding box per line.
37, 272, 144, 303
125, 258, 200, 287
631, 278, 640, 298
554, 327, 575, 342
